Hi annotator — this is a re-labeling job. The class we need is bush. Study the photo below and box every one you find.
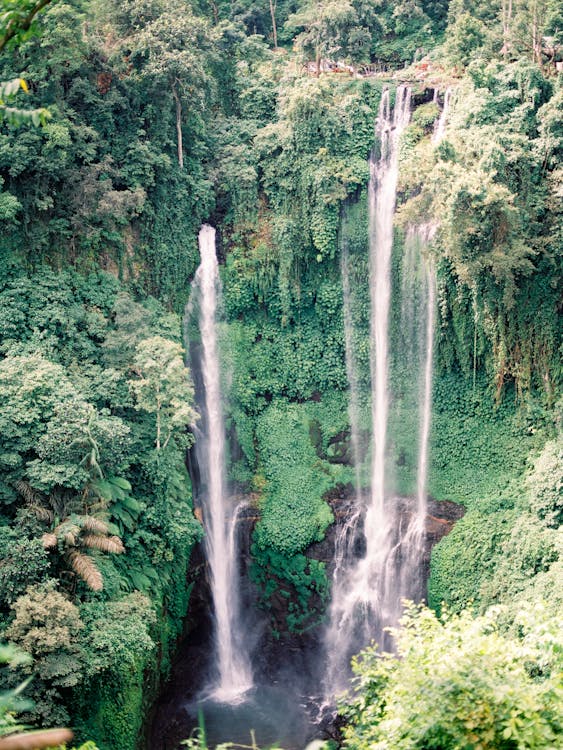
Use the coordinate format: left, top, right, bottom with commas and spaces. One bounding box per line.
343, 603, 563, 750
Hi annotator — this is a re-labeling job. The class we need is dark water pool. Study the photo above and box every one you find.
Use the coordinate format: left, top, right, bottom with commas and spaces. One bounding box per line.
181, 685, 315, 749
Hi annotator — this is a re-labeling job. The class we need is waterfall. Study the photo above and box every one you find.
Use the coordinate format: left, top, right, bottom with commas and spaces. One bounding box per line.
365, 85, 411, 583
398, 224, 437, 599
189, 224, 253, 702
322, 233, 364, 694
412, 88, 451, 526
341, 235, 363, 508
399, 88, 452, 593
322, 87, 412, 696
433, 87, 453, 144
416, 245, 436, 523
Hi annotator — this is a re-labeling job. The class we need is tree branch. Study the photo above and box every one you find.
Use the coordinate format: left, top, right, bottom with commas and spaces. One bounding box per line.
0, 0, 54, 53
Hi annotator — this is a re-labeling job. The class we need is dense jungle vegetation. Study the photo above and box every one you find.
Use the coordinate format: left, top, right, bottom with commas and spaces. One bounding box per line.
0, 0, 561, 747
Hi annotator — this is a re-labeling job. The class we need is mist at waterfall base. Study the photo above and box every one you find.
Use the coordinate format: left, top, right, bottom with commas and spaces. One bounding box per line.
149, 89, 453, 749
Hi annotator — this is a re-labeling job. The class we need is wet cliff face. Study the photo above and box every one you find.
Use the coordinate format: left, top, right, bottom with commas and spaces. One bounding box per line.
260, 485, 464, 650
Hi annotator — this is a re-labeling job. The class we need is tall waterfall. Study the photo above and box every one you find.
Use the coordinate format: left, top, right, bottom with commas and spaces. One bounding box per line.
323, 87, 412, 695
413, 87, 451, 528
365, 85, 411, 594
399, 87, 452, 595
398, 224, 437, 601
322, 233, 364, 694
189, 224, 253, 702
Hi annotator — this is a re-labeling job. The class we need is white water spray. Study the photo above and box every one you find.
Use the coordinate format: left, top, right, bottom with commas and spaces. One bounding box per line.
401, 224, 437, 553
322, 235, 364, 693
190, 224, 253, 702
365, 85, 411, 571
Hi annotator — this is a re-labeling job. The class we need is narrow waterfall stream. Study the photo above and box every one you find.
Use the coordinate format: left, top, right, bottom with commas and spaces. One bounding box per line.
364, 85, 412, 621
190, 224, 253, 702
398, 225, 437, 599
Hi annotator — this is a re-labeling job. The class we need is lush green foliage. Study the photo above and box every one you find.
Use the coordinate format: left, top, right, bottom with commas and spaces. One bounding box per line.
0, 0, 561, 746
0, 269, 200, 744
429, 428, 562, 617
343, 603, 563, 750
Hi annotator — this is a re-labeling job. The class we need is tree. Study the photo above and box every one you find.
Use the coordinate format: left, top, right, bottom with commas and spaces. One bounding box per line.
5, 581, 84, 725
285, 0, 381, 74
129, 336, 196, 451
17, 480, 125, 593
111, 0, 214, 168
0, 0, 53, 126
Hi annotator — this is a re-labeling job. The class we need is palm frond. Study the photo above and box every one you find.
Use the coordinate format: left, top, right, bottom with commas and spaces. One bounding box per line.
79, 516, 110, 534
16, 480, 43, 507
28, 505, 53, 523
42, 532, 57, 549
67, 550, 103, 591
81, 534, 124, 554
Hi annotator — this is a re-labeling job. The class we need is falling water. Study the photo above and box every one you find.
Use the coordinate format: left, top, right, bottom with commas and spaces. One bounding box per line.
433, 87, 453, 144
413, 88, 451, 525
399, 88, 452, 591
400, 225, 437, 547
416, 245, 436, 521
341, 235, 363, 506
323, 87, 412, 696
322, 233, 364, 694
364, 84, 412, 611
190, 224, 253, 702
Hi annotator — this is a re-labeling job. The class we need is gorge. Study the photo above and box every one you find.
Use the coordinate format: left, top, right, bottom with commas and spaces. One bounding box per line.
0, 2, 561, 750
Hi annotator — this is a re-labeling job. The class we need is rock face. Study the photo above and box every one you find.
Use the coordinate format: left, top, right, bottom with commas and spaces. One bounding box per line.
311, 483, 465, 575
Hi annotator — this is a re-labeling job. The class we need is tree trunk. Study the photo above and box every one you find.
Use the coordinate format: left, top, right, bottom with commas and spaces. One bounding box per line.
172, 82, 184, 169
210, 0, 219, 24
269, 0, 278, 50
501, 0, 513, 57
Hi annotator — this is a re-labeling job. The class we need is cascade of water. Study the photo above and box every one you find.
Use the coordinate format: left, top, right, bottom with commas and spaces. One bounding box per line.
412, 89, 451, 526
433, 87, 453, 144
189, 224, 253, 703
416, 249, 436, 522
401, 225, 437, 540
341, 235, 363, 507
322, 87, 412, 697
363, 84, 412, 607
322, 234, 364, 695
399, 90, 452, 593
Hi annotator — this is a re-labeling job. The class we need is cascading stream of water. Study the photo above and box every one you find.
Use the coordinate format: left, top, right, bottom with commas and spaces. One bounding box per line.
416, 243, 436, 522
433, 87, 453, 144
400, 88, 452, 591
322, 87, 412, 697
190, 224, 253, 703
322, 234, 364, 695
412, 88, 452, 529
365, 85, 411, 566
400, 224, 437, 553
341, 236, 363, 509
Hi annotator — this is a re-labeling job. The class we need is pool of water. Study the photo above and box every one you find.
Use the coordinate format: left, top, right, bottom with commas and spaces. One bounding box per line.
182, 684, 315, 750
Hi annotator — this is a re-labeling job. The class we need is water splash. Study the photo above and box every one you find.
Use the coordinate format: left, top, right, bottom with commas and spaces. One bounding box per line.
189, 224, 253, 702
